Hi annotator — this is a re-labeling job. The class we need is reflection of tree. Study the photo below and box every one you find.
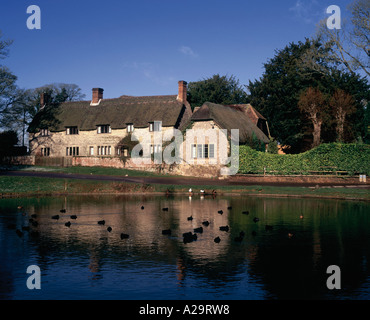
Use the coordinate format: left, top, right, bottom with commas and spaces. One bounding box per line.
247, 199, 370, 299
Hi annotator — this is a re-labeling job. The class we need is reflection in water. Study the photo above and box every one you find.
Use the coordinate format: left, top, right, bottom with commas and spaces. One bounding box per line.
0, 195, 369, 300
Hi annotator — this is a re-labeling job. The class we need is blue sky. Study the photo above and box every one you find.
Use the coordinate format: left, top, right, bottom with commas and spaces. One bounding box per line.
1, 0, 352, 99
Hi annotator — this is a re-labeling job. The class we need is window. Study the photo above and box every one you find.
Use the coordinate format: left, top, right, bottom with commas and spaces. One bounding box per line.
191, 144, 197, 159
149, 121, 161, 132
204, 144, 209, 158
40, 128, 49, 136
97, 146, 111, 156
150, 144, 161, 154
66, 147, 79, 156
66, 126, 79, 135
197, 144, 203, 158
40, 147, 50, 156
209, 144, 215, 158
191, 144, 215, 159
127, 124, 134, 133
89, 146, 94, 156
97, 125, 111, 134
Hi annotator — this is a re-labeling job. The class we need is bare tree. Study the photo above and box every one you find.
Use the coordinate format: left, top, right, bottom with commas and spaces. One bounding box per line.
315, 0, 369, 77
330, 89, 356, 142
298, 87, 327, 147
0, 31, 17, 116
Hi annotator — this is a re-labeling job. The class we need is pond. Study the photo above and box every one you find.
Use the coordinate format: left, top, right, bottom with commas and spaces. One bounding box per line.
0, 194, 369, 300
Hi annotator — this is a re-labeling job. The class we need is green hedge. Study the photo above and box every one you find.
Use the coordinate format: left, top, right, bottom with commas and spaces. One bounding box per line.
238, 143, 370, 175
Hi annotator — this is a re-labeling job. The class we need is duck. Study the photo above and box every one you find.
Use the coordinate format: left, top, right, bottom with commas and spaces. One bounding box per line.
60, 209, 66, 213
97, 220, 105, 225
65, 221, 71, 227
202, 221, 210, 226
194, 226, 203, 233
187, 216, 193, 221
141, 206, 144, 210
288, 233, 294, 238
162, 208, 169, 211
214, 236, 221, 243
242, 211, 249, 215
17, 206, 23, 210
51, 215, 60, 220
107, 226, 112, 232
253, 217, 260, 223
219, 225, 229, 232
300, 214, 304, 219
16, 229, 23, 237
227, 206, 232, 210
183, 232, 197, 243
70, 215, 77, 219
217, 210, 223, 215
162, 229, 171, 235
120, 233, 129, 239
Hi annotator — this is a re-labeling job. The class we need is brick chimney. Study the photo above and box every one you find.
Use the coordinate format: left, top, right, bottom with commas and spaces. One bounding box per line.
177, 81, 187, 103
40, 92, 45, 108
40, 92, 49, 108
91, 88, 104, 105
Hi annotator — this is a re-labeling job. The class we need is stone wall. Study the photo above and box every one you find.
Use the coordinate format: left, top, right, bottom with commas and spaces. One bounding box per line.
30, 126, 176, 158
0, 155, 35, 166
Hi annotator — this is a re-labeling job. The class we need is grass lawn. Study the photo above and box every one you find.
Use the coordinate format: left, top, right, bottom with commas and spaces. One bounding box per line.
3, 165, 169, 177
1, 175, 369, 201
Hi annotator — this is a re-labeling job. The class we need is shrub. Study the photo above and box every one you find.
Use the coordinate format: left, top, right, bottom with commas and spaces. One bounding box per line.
238, 143, 370, 175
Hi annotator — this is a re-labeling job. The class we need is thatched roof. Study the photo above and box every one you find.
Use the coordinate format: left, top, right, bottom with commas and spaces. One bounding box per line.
226, 104, 266, 124
28, 95, 186, 133
191, 102, 270, 144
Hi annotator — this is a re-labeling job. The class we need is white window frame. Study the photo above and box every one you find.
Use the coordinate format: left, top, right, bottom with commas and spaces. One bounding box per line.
209, 144, 215, 158
149, 121, 162, 132
127, 124, 134, 133
97, 125, 111, 134
66, 126, 78, 135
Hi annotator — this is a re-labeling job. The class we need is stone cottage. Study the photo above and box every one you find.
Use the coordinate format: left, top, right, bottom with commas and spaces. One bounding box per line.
28, 80, 270, 176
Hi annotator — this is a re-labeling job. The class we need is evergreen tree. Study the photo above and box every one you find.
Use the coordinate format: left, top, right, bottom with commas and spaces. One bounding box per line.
187, 74, 248, 109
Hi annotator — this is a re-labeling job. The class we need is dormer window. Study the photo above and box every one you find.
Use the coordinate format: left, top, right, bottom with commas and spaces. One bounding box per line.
40, 128, 49, 136
66, 126, 79, 135
149, 121, 162, 132
97, 125, 111, 134
127, 123, 134, 133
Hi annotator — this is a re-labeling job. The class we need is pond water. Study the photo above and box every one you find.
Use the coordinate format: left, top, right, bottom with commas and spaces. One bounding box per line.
0, 194, 369, 300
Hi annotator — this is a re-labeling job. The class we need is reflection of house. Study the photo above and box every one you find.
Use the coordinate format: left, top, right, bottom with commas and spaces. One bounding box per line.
28, 81, 270, 175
